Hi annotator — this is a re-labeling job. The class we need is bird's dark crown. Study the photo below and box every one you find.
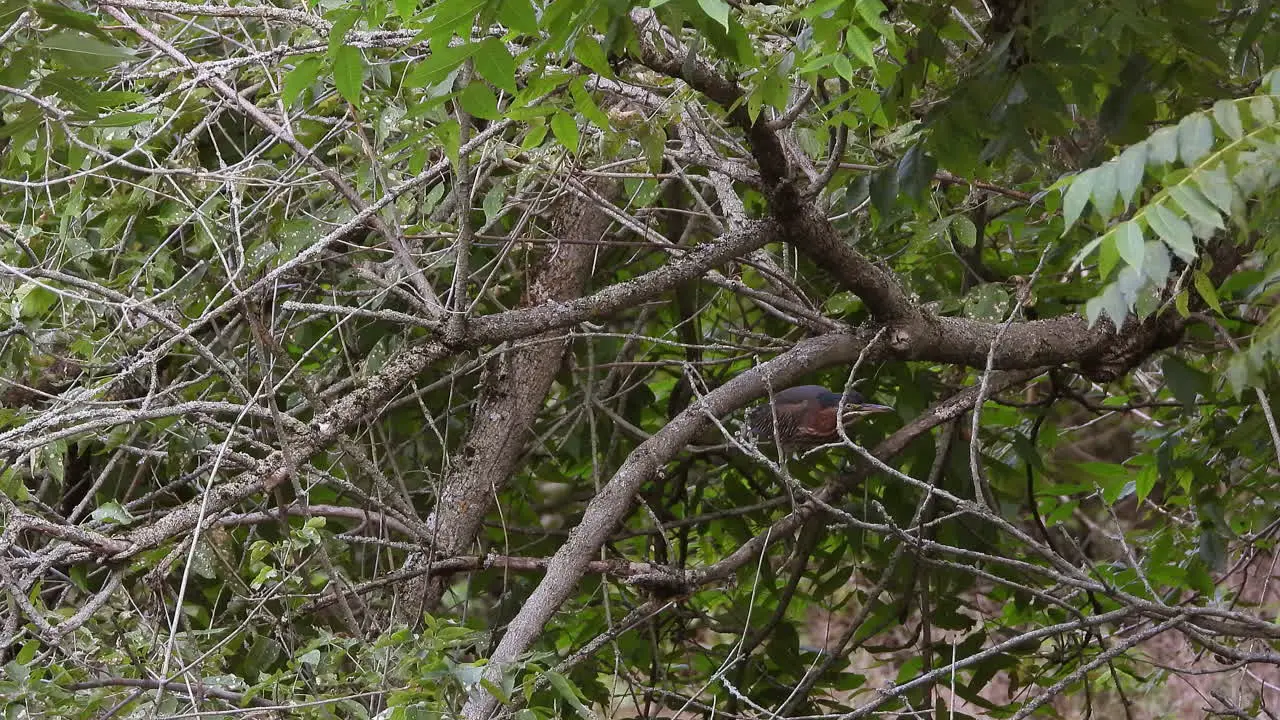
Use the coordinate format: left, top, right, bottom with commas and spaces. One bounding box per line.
815, 389, 868, 408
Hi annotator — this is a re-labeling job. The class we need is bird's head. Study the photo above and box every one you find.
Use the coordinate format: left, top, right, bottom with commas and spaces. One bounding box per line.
815, 389, 895, 418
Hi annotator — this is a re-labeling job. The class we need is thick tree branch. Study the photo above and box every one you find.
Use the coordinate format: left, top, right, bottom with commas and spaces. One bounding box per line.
461, 361, 1042, 719
403, 183, 618, 619
18, 221, 779, 563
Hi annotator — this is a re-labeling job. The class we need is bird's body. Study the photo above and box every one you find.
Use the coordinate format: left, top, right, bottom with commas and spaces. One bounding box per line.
748, 385, 893, 450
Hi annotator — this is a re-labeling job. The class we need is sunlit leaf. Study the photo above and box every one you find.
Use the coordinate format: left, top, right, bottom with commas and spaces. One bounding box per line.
1085, 282, 1127, 328
475, 38, 518, 93
1168, 185, 1223, 230
1115, 221, 1144, 273
1062, 169, 1094, 231
1143, 240, 1170, 285
1249, 95, 1276, 125
1212, 99, 1243, 140
1090, 163, 1117, 220
1146, 203, 1197, 262
1146, 126, 1178, 165
1176, 113, 1214, 165
697, 0, 731, 30
1194, 164, 1234, 212
1115, 143, 1147, 208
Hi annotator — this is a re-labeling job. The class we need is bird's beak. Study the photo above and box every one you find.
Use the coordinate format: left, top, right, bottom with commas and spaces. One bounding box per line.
844, 403, 894, 416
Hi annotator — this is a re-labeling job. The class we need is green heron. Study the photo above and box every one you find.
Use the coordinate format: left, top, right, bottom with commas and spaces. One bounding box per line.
748, 385, 893, 451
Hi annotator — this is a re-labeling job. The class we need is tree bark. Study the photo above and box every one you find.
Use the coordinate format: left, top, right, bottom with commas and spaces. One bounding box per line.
397, 183, 619, 623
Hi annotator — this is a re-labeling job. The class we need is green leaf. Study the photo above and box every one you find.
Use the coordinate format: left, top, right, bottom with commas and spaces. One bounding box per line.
0, 466, 28, 501
38, 72, 98, 113
570, 81, 609, 130
545, 671, 593, 720
33, 2, 110, 40
434, 118, 460, 167
0, 49, 32, 87
1194, 165, 1234, 212
1085, 282, 1127, 328
832, 53, 854, 83
457, 82, 500, 119
1193, 270, 1222, 315
1198, 526, 1227, 572
1167, 185, 1223, 230
845, 26, 877, 67
869, 166, 897, 216
632, 127, 661, 174
1115, 221, 1144, 273
367, 1, 387, 31
1080, 461, 1134, 505
1098, 230, 1120, 279
44, 31, 135, 75
332, 45, 363, 106
1249, 96, 1276, 125
406, 42, 478, 87
1186, 556, 1215, 594
425, 0, 487, 39
1175, 289, 1190, 317
1176, 113, 1214, 166
482, 184, 506, 223
551, 112, 580, 154
17, 281, 57, 317
521, 121, 547, 150
90, 90, 144, 109
1143, 240, 1170, 285
896, 144, 936, 201
1115, 143, 1147, 208
1162, 355, 1209, 408
854, 0, 892, 36
394, 0, 417, 19
87, 111, 154, 127
1090, 163, 1117, 220
474, 37, 517, 93
1146, 203, 1196, 262
90, 500, 136, 525
962, 283, 1010, 321
1211, 99, 1243, 140
950, 215, 977, 248
1234, 0, 1273, 64
1062, 169, 1094, 231
573, 35, 612, 80
0, 0, 26, 28
326, 9, 359, 56
1146, 126, 1178, 165
497, 0, 538, 34
1223, 353, 1249, 396
1069, 236, 1104, 269
696, 0, 731, 30
283, 56, 324, 106
1135, 465, 1157, 505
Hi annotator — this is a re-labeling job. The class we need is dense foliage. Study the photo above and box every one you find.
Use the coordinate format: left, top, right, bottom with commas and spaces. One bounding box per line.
1, 0, 1279, 717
